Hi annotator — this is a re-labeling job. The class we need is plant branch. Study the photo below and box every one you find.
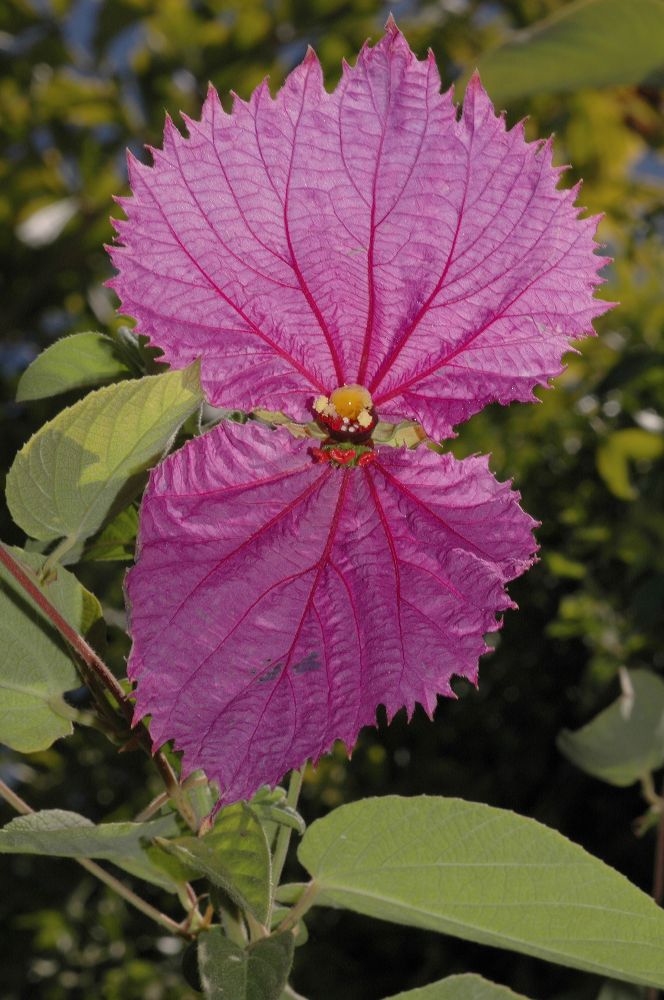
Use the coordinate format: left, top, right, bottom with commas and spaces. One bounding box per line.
0, 778, 32, 817
0, 543, 197, 832
0, 778, 190, 938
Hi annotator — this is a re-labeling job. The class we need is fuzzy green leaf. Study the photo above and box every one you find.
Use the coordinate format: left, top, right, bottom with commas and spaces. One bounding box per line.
198, 930, 294, 1000
0, 808, 188, 889
299, 795, 664, 989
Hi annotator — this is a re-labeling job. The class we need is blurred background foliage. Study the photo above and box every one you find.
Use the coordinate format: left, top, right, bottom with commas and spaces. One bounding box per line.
1, 0, 663, 997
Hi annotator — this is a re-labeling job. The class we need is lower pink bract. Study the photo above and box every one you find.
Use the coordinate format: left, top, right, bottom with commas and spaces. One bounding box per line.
126, 421, 536, 806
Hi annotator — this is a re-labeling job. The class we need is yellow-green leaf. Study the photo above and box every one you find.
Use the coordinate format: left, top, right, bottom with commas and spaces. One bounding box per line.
6, 365, 202, 553
596, 428, 663, 501
16, 332, 132, 401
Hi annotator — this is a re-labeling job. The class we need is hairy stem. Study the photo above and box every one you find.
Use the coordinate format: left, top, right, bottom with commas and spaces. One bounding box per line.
0, 778, 190, 938
270, 767, 305, 918
0, 543, 197, 831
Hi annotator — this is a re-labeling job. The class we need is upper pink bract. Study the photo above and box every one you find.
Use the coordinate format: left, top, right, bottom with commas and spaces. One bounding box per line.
108, 22, 610, 440
126, 421, 537, 805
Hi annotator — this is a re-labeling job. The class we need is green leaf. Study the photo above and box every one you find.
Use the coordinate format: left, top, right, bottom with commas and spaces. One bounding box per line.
298, 795, 664, 989
596, 429, 663, 501
471, 0, 664, 105
0, 809, 177, 858
6, 365, 202, 554
0, 546, 102, 752
557, 669, 664, 786
0, 808, 188, 891
114, 840, 194, 892
279, 988, 308, 1000
157, 803, 272, 923
198, 929, 294, 1000
16, 332, 132, 402
82, 505, 139, 562
596, 982, 645, 999
382, 974, 532, 999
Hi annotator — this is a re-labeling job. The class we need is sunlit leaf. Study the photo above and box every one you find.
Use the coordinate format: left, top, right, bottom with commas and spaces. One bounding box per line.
16, 332, 132, 402
0, 808, 177, 858
15, 197, 79, 248
6, 365, 202, 555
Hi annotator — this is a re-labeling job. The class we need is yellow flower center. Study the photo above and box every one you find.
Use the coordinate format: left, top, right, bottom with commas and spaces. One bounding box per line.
329, 384, 373, 420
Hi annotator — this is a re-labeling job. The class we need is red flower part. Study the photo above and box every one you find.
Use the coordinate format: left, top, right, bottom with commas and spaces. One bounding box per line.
328, 448, 356, 465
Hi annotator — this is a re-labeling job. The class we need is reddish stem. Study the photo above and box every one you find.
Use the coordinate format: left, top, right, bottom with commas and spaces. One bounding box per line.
0, 544, 130, 712
0, 543, 196, 829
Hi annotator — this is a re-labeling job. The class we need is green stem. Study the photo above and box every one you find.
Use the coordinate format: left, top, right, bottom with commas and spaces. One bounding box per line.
219, 902, 248, 947
0, 777, 31, 816
134, 775, 209, 823
270, 767, 305, 915
277, 881, 319, 934
0, 778, 190, 938
0, 543, 197, 832
245, 910, 268, 942
642, 772, 662, 809
42, 534, 79, 575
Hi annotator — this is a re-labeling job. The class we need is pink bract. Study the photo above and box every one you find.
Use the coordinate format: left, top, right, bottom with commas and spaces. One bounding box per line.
126, 421, 537, 805
108, 22, 610, 440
